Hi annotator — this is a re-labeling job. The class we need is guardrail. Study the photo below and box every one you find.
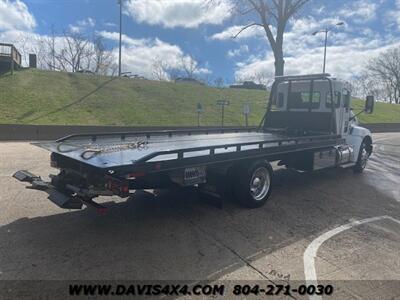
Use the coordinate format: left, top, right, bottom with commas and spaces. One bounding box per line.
0, 124, 258, 141
0, 123, 399, 141
361, 123, 400, 133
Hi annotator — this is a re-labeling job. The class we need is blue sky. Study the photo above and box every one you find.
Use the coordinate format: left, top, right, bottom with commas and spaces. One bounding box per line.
0, 0, 399, 84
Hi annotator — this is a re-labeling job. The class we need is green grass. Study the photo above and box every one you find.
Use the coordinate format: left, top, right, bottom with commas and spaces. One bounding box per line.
352, 99, 400, 123
0, 69, 399, 126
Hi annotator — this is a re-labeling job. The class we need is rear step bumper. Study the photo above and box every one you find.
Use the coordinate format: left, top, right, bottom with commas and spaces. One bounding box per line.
13, 170, 106, 212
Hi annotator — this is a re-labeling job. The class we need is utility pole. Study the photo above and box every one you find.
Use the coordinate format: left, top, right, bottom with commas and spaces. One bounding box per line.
323, 29, 328, 74
312, 22, 344, 74
243, 104, 250, 127
196, 103, 203, 127
216, 100, 229, 127
118, 0, 123, 77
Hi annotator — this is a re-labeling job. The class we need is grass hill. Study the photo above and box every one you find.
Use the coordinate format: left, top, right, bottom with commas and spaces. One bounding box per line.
0, 69, 399, 126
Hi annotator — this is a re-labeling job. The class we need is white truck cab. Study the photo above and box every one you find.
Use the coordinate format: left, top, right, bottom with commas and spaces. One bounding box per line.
266, 74, 374, 172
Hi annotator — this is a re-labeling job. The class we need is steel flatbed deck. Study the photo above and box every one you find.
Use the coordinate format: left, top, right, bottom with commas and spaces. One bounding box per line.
36, 128, 344, 175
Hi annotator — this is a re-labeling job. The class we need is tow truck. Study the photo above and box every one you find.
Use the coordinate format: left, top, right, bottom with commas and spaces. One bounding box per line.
13, 74, 375, 211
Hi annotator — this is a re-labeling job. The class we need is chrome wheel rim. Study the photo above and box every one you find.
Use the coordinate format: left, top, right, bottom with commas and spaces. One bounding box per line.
250, 167, 270, 201
360, 144, 369, 169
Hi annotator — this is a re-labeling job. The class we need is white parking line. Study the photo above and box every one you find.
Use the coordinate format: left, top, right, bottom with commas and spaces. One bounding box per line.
303, 215, 400, 300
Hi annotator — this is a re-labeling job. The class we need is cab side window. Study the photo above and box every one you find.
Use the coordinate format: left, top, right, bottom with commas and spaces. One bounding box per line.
343, 90, 350, 112
277, 92, 284, 108
326, 91, 341, 108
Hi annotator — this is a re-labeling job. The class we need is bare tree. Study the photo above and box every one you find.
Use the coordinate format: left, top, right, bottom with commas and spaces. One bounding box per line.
48, 25, 56, 70
10, 29, 117, 75
366, 47, 400, 104
351, 74, 384, 101
167, 68, 181, 81
152, 58, 170, 81
13, 34, 31, 66
234, 71, 272, 87
54, 31, 92, 72
37, 33, 58, 70
232, 0, 310, 76
92, 36, 114, 75
214, 77, 225, 88
12, 32, 51, 69
180, 54, 200, 79
253, 71, 273, 86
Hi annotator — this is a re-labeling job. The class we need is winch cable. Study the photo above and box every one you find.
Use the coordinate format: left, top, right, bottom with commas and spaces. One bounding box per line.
56, 139, 148, 160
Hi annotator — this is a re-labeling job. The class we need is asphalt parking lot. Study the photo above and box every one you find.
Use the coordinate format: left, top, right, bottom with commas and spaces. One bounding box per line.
0, 132, 399, 299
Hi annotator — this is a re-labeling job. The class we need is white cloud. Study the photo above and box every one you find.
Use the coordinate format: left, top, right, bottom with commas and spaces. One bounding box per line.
387, 0, 400, 30
69, 25, 80, 33
234, 15, 400, 82
227, 45, 249, 58
69, 17, 96, 33
99, 31, 211, 79
97, 30, 148, 46
283, 17, 348, 55
104, 22, 117, 28
0, 0, 36, 32
313, 5, 325, 15
80, 17, 95, 27
235, 43, 400, 82
125, 0, 232, 28
211, 25, 265, 41
338, 0, 378, 23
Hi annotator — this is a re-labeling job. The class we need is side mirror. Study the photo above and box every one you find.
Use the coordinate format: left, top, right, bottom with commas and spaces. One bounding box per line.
365, 95, 374, 114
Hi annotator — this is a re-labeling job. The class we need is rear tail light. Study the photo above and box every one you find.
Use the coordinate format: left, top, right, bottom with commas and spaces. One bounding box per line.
125, 172, 146, 179
121, 185, 129, 195
106, 177, 130, 197
50, 153, 59, 168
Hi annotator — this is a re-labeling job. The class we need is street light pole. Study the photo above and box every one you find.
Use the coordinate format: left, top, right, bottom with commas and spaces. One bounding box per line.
313, 22, 344, 74
323, 29, 328, 74
118, 0, 123, 77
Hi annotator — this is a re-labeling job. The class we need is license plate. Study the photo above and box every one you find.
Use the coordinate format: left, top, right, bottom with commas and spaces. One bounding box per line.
184, 166, 206, 185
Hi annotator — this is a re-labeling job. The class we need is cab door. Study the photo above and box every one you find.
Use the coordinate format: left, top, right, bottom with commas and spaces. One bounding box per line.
341, 89, 351, 136
326, 89, 342, 135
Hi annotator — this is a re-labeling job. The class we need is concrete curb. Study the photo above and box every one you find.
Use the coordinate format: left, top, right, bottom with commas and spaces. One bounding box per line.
361, 123, 400, 133
0, 123, 399, 141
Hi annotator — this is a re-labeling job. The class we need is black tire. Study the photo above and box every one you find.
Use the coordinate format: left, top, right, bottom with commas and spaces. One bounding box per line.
353, 139, 371, 173
234, 160, 273, 208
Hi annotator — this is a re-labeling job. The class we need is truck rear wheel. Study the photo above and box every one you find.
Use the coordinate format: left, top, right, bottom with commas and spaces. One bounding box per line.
234, 160, 273, 208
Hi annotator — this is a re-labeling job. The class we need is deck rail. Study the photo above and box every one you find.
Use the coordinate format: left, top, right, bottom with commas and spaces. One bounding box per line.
135, 134, 343, 163
56, 127, 259, 143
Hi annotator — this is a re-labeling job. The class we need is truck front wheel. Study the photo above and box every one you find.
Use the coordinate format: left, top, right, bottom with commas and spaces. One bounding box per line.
353, 138, 372, 173
234, 160, 273, 208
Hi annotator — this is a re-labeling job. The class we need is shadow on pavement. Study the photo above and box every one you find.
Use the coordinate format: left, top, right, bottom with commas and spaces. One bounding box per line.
0, 166, 398, 285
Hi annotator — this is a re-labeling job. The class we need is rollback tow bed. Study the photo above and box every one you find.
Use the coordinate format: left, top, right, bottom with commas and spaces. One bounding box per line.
13, 73, 374, 211
14, 127, 343, 211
